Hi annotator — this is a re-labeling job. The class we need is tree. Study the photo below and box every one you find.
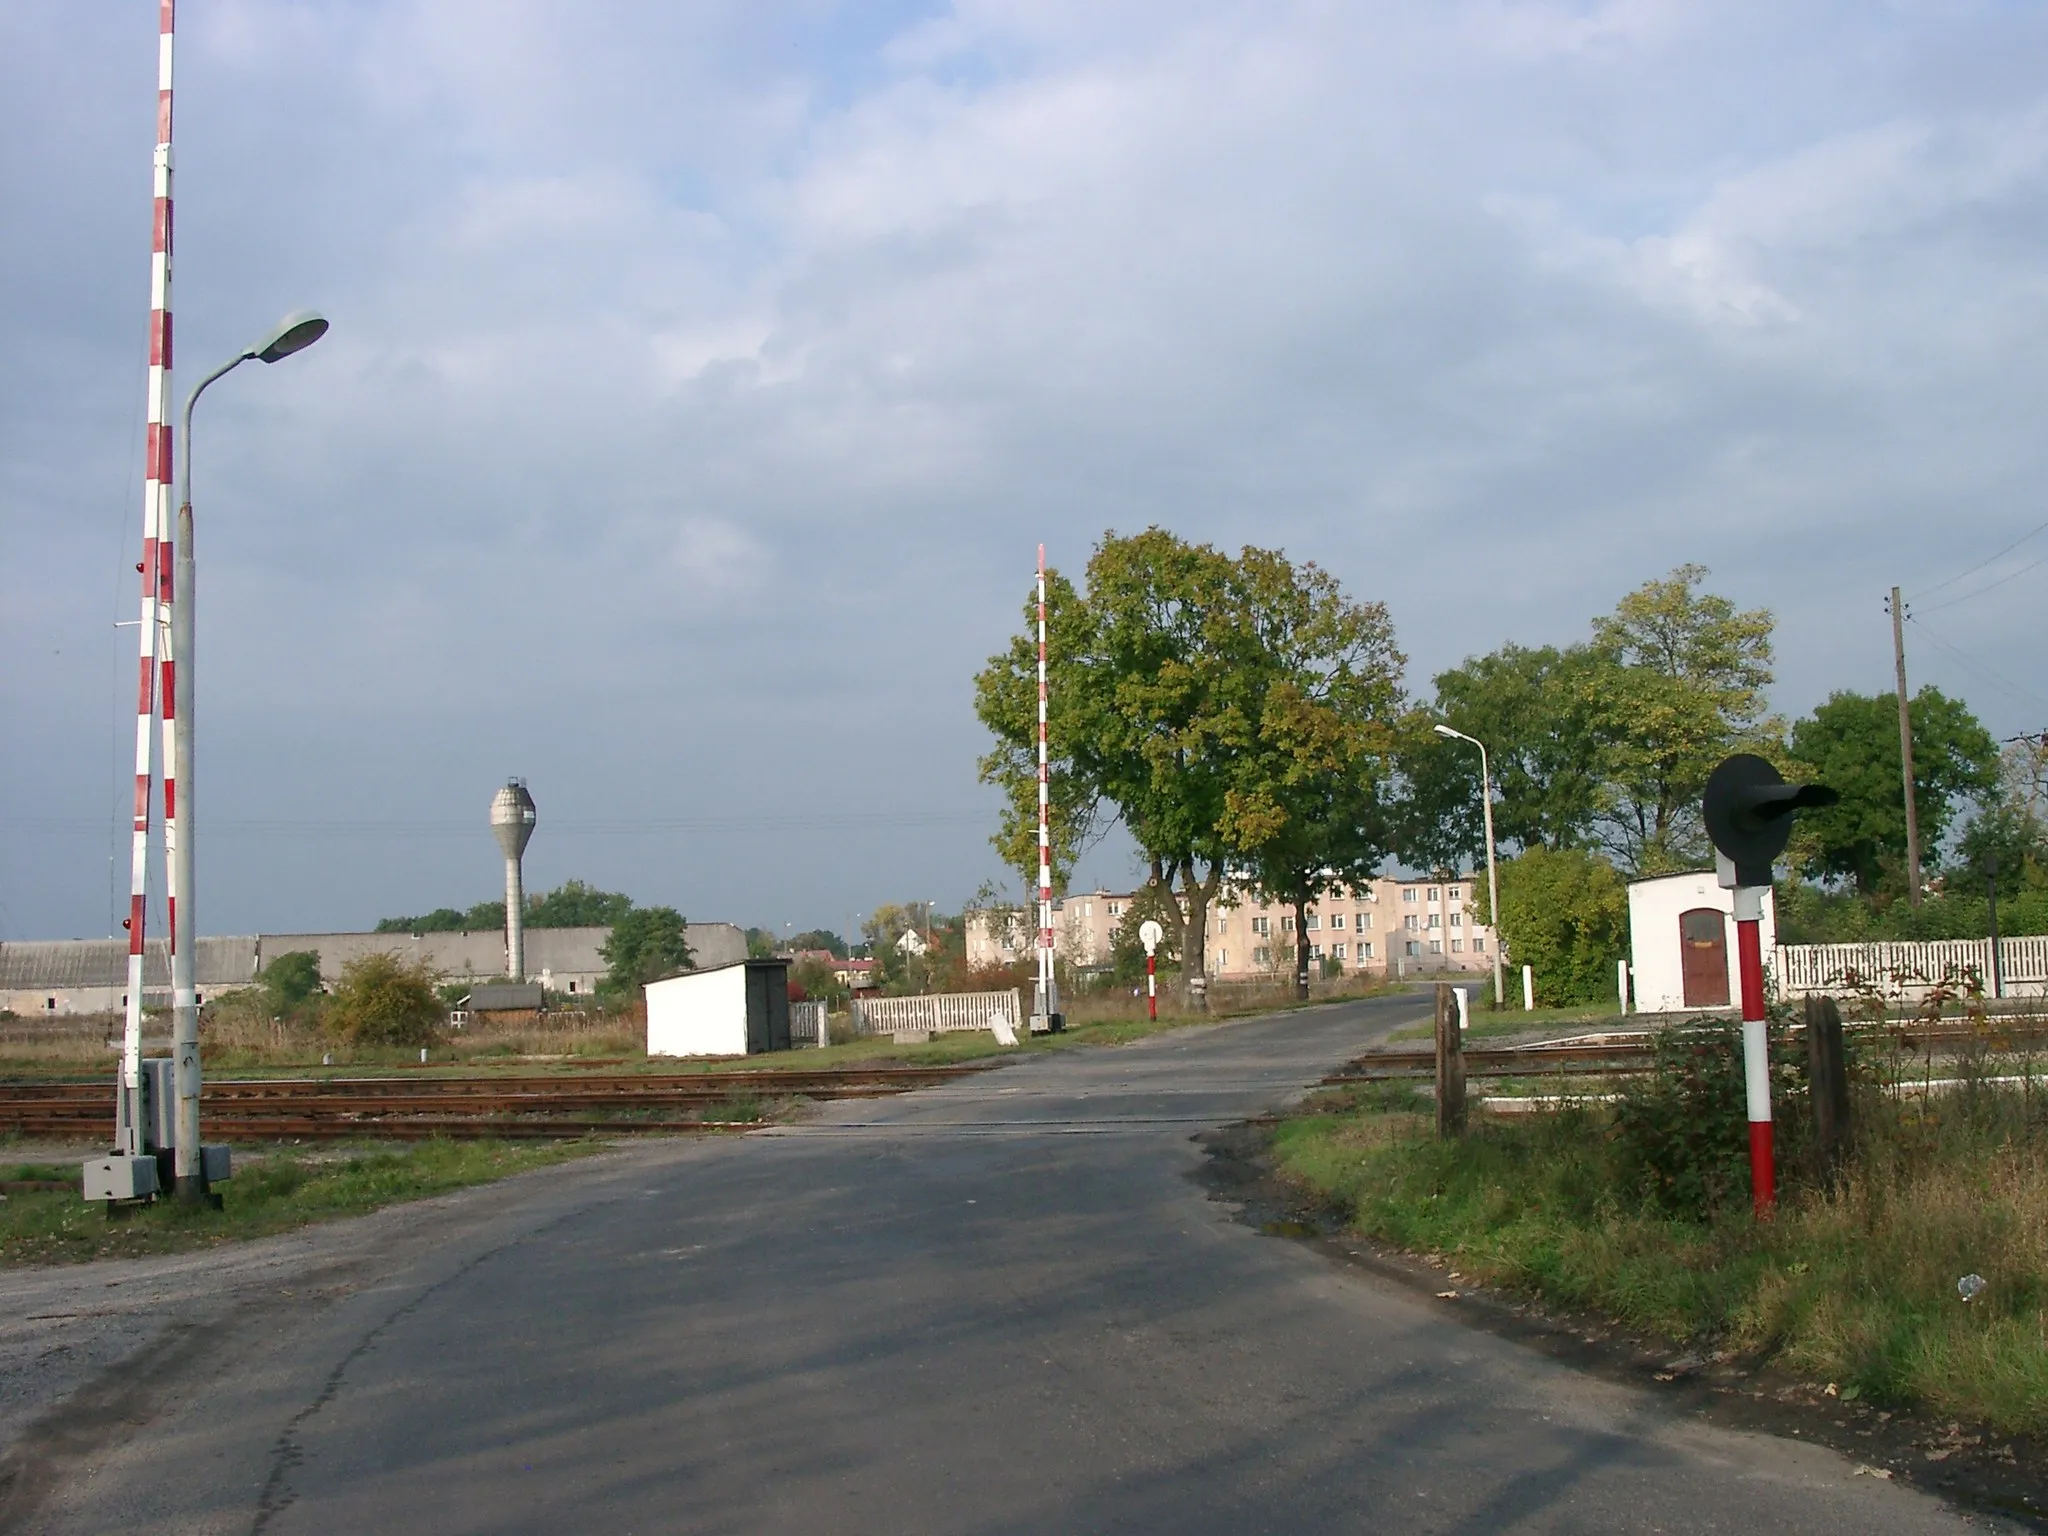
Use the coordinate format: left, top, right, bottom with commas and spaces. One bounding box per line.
976, 529, 1408, 1003
525, 881, 634, 928
788, 929, 848, 959
1471, 847, 1628, 1007
1579, 565, 1778, 873
1216, 545, 1406, 997
745, 927, 779, 959
790, 958, 850, 1005
1789, 687, 1999, 897
259, 951, 323, 1014
325, 952, 444, 1047
1396, 646, 1605, 870
600, 908, 694, 998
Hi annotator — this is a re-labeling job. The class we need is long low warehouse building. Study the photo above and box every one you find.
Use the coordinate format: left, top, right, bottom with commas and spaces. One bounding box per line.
0, 923, 747, 1016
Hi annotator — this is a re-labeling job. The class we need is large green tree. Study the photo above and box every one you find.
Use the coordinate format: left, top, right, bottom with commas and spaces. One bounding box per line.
600, 908, 694, 998
1580, 565, 1777, 872
976, 529, 1408, 1002
1789, 687, 1999, 896
1221, 548, 1406, 997
1400, 567, 1777, 878
1395, 644, 1604, 870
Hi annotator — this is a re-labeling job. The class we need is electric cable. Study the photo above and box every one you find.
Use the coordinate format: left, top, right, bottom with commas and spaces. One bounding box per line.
1909, 514, 2048, 603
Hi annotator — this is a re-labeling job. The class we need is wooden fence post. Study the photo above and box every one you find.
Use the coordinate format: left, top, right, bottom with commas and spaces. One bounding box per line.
1805, 994, 1850, 1188
1434, 982, 1466, 1139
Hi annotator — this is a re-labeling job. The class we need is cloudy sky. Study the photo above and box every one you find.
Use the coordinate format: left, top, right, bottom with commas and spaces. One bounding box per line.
3, 0, 2046, 943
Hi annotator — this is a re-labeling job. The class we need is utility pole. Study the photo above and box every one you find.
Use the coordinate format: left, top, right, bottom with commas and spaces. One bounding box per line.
1889, 587, 1923, 906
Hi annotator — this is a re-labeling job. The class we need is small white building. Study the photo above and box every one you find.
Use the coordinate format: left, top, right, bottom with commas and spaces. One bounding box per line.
1627, 872, 1778, 1013
645, 959, 791, 1057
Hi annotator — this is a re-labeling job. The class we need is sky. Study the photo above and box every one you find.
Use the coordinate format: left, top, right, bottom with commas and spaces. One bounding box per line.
3, 0, 2047, 943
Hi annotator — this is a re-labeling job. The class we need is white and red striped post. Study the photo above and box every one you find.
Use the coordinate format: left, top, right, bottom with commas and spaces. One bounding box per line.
1733, 885, 1775, 1216
1035, 545, 1058, 1030
1146, 953, 1156, 1021
117, 1, 178, 1157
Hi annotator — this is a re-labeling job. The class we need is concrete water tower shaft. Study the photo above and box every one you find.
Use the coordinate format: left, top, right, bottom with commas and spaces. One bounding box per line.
490, 779, 538, 981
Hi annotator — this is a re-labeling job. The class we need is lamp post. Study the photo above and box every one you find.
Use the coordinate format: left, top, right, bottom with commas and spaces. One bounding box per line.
168, 310, 328, 1204
1433, 724, 1504, 1009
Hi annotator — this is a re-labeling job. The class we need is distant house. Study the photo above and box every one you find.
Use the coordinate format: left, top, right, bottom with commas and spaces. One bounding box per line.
1627, 873, 1779, 1013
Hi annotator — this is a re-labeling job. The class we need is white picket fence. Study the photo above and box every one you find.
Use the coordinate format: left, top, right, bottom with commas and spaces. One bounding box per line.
851, 989, 1025, 1036
1775, 937, 2048, 1001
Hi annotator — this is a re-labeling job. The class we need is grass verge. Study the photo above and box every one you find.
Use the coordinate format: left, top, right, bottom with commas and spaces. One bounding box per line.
1273, 1085, 2048, 1437
0, 1139, 598, 1268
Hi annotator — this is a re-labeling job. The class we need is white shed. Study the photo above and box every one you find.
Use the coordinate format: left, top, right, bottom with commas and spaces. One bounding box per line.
1626, 872, 1777, 1014
645, 959, 792, 1057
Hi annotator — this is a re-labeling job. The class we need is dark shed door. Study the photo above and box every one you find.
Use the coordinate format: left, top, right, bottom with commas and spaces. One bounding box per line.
1679, 908, 1730, 1008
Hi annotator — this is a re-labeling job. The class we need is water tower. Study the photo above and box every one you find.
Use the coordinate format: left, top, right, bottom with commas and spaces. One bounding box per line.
490, 779, 538, 981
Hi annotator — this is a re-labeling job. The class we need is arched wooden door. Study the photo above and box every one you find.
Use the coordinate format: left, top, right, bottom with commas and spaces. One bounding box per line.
1679, 908, 1730, 1008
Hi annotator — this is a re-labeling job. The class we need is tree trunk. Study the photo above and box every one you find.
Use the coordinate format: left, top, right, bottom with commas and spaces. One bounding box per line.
1177, 861, 1220, 1007
1292, 894, 1311, 1001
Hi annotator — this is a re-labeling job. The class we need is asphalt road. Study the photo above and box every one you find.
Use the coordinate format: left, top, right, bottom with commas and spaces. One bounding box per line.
20, 994, 2017, 1533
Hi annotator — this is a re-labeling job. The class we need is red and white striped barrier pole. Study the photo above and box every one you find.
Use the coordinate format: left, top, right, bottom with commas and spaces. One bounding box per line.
118, 0, 178, 1157
1146, 953, 1156, 1021
1734, 884, 1774, 1216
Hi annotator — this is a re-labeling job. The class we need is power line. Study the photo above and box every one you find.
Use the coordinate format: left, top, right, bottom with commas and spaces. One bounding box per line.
1909, 513, 2048, 603
16, 810, 994, 840
1917, 549, 2048, 615
1907, 613, 2048, 717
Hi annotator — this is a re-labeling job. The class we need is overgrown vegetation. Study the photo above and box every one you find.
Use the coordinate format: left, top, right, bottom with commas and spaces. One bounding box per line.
0, 1140, 594, 1267
1276, 1011, 2048, 1434
324, 952, 446, 1047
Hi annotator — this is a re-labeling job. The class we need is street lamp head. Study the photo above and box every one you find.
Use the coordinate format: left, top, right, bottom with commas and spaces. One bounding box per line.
1432, 724, 1458, 739
253, 310, 329, 364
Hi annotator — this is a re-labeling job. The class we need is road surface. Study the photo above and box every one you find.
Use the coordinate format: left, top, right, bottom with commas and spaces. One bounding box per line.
8, 993, 2016, 1533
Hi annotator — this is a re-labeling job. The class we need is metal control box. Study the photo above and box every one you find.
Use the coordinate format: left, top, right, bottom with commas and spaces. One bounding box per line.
113, 1059, 177, 1153
201, 1144, 232, 1184
83, 1155, 160, 1202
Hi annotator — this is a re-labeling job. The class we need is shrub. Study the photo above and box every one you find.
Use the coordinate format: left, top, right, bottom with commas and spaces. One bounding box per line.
325, 952, 444, 1048
1478, 846, 1628, 1005
1610, 1017, 1811, 1219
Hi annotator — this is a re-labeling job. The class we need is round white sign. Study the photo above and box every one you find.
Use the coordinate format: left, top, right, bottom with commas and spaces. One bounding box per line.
1138, 919, 1165, 955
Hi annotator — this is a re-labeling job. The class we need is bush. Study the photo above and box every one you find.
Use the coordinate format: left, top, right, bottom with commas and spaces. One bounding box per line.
1478, 847, 1628, 1005
325, 953, 445, 1048
1609, 1017, 1813, 1220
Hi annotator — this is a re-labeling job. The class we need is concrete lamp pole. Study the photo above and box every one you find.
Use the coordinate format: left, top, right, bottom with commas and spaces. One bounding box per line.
168, 310, 328, 1204
1433, 724, 1505, 1009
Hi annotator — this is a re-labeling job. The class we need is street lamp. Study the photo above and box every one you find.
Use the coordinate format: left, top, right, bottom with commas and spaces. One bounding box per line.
1433, 723, 1505, 1009
168, 310, 328, 1204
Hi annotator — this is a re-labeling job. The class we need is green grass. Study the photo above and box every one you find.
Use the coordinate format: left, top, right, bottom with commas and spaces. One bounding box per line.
0, 1140, 598, 1268
1272, 1094, 2048, 1437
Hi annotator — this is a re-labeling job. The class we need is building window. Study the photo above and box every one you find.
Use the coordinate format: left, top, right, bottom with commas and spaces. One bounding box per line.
1357, 912, 1372, 930
45, 997, 56, 1011
1219, 949, 1228, 967
1404, 914, 1418, 931
1428, 939, 1443, 954
1282, 915, 1296, 932
1309, 943, 1323, 959
1304, 914, 1319, 931
568, 981, 579, 993
1358, 942, 1374, 959
1107, 902, 1120, 916
1451, 939, 1463, 953
1427, 913, 1441, 929
1404, 941, 1419, 957
1253, 946, 1271, 966
1426, 887, 1439, 902
1450, 912, 1462, 927
1252, 916, 1270, 936
1332, 942, 1346, 959
1473, 937, 1486, 953
1447, 887, 1462, 902
1403, 889, 1417, 903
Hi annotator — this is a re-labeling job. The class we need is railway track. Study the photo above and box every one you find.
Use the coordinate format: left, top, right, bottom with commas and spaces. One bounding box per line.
0, 1063, 997, 1143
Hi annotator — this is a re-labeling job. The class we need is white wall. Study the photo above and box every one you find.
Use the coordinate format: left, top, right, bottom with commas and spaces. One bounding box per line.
645, 964, 752, 1056
1627, 873, 1777, 1014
